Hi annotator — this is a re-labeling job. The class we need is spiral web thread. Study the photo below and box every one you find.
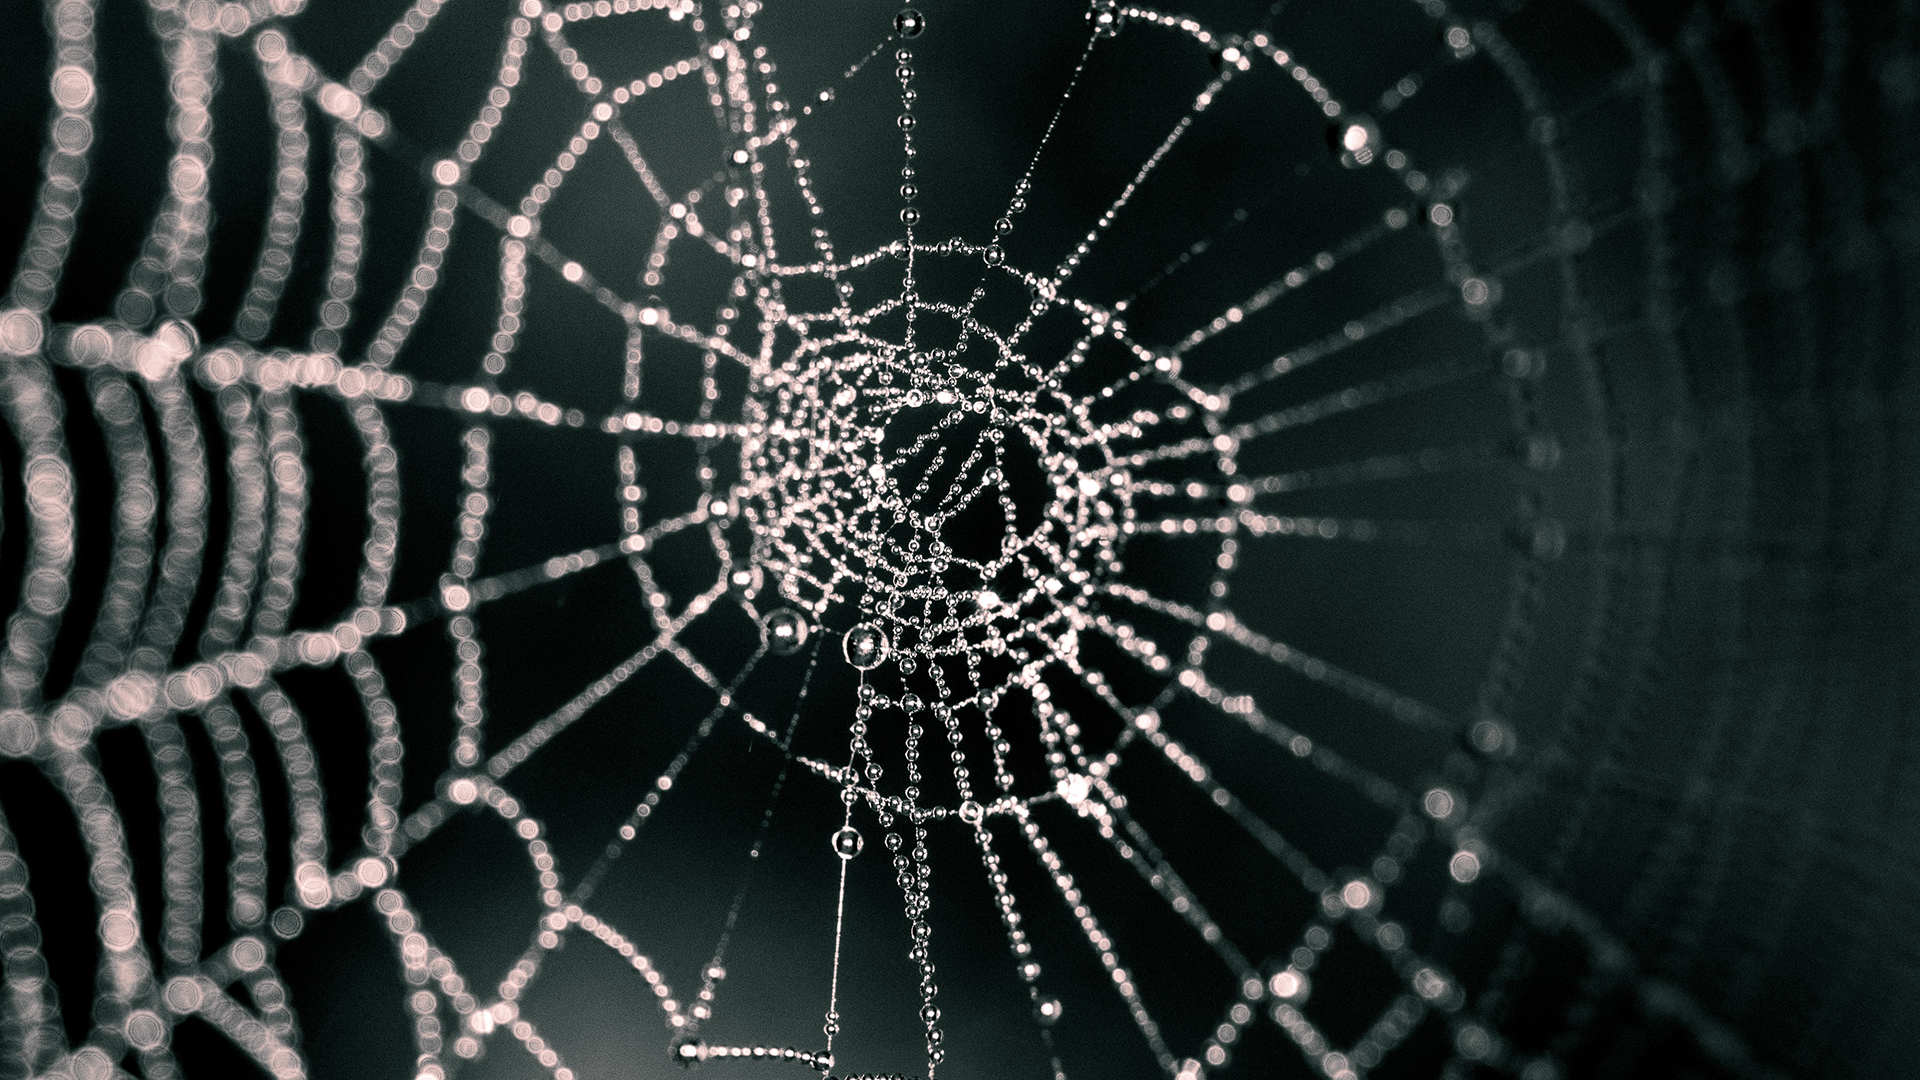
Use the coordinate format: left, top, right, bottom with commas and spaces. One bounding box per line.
0, 0, 1865, 1078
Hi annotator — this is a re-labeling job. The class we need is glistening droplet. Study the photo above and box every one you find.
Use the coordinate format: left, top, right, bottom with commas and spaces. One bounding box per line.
762, 608, 810, 656
843, 623, 891, 669
831, 825, 864, 859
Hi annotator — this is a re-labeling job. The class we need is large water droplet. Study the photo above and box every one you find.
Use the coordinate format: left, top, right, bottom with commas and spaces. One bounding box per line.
894, 8, 925, 37
831, 825, 864, 859
762, 609, 811, 655
843, 623, 891, 669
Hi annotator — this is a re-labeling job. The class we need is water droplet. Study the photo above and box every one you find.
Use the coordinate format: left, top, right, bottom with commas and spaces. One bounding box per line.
897, 112, 917, 131
894, 8, 925, 38
843, 623, 891, 669
901, 206, 921, 225
1088, 0, 1120, 37
762, 609, 811, 655
1269, 969, 1309, 1001
1035, 996, 1064, 1025
1334, 115, 1383, 169
901, 182, 919, 201
958, 800, 984, 825
831, 826, 864, 859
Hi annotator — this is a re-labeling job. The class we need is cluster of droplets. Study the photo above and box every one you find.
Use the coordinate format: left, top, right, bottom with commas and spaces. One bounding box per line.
896, 40, 921, 230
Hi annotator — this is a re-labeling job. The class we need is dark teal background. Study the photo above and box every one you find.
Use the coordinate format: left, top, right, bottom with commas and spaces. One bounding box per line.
1, 1, 1918, 1078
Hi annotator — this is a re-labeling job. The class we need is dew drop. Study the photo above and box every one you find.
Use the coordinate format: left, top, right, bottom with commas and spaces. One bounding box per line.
762, 608, 811, 656
843, 623, 891, 669
894, 8, 925, 38
1088, 0, 1120, 38
831, 825, 864, 859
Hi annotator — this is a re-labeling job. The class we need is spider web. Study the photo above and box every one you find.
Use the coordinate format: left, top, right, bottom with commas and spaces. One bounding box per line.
0, 0, 1916, 1079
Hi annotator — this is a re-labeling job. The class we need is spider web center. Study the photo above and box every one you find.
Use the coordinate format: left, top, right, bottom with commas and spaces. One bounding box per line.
738, 303, 1133, 666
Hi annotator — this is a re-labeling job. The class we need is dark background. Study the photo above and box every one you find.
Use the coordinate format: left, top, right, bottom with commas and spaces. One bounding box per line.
1, 1, 1918, 1079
